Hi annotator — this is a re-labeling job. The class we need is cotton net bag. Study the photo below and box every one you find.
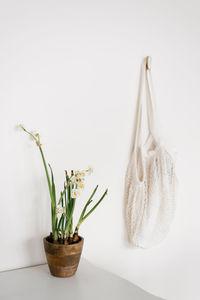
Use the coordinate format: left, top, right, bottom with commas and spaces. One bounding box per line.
125, 58, 177, 248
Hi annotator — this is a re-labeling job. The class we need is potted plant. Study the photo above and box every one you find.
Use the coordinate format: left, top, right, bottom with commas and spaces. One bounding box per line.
19, 125, 108, 277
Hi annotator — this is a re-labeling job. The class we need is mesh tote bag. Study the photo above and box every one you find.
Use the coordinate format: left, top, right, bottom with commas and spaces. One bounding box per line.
125, 58, 177, 248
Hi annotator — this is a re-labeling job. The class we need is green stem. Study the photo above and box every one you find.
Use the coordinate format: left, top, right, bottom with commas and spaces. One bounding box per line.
48, 164, 57, 240
79, 189, 108, 226
22, 128, 56, 237
39, 147, 52, 198
66, 198, 76, 236
22, 128, 52, 199
69, 218, 73, 237
75, 185, 98, 233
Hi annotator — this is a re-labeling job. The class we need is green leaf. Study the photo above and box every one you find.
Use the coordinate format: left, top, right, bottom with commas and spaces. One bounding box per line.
58, 189, 65, 205
48, 164, 56, 208
81, 189, 108, 223
58, 214, 64, 231
76, 185, 98, 229
39, 147, 52, 199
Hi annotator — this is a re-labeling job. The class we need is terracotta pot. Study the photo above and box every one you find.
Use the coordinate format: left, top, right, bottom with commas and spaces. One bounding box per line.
43, 236, 84, 277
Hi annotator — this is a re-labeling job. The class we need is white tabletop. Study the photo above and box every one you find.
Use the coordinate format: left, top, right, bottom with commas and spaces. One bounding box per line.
0, 259, 161, 300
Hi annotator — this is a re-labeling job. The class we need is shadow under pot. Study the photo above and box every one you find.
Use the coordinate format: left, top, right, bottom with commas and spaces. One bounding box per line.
43, 236, 84, 277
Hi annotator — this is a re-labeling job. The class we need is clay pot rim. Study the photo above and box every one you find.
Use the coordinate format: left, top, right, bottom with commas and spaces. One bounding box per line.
43, 235, 84, 247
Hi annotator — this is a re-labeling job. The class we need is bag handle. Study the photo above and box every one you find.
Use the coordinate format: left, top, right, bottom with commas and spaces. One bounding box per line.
145, 65, 160, 142
133, 58, 159, 150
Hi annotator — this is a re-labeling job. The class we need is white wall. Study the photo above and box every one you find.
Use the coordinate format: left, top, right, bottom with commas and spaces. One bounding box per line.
0, 1, 200, 299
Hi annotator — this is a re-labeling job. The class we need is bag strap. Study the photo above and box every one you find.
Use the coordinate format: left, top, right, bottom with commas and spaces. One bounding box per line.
145, 66, 160, 143
133, 62, 145, 149
133, 59, 159, 151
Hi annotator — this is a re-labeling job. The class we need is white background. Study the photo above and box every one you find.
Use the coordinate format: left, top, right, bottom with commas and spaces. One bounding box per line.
0, 1, 200, 299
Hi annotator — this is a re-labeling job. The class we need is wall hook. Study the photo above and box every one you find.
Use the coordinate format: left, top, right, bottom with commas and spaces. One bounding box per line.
146, 56, 151, 70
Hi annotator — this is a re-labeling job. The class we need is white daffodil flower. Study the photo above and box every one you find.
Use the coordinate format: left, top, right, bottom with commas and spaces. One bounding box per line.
71, 189, 79, 198
75, 171, 80, 177
56, 207, 64, 214
79, 171, 86, 177
77, 177, 84, 183
78, 182, 84, 189
87, 166, 93, 175
71, 176, 78, 184
19, 124, 25, 130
